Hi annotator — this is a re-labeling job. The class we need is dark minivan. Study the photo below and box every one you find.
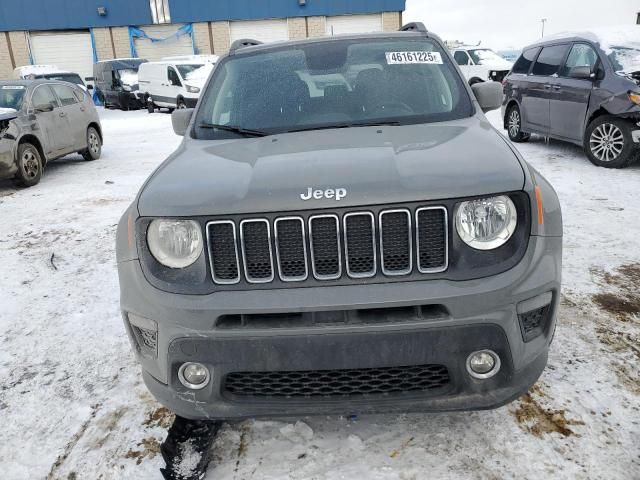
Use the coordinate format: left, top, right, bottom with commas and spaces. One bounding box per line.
502, 28, 640, 168
93, 58, 147, 110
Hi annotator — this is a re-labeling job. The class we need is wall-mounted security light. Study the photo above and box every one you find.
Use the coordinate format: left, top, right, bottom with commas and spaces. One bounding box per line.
299, 0, 306, 6
97, 6, 107, 16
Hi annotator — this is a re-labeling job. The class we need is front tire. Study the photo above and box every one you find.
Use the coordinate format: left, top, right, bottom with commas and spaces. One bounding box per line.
584, 116, 637, 169
506, 104, 530, 143
15, 143, 42, 188
146, 95, 155, 113
82, 127, 102, 161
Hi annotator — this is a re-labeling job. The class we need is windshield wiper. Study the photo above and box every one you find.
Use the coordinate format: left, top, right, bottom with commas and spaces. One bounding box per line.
197, 122, 269, 137
285, 120, 402, 134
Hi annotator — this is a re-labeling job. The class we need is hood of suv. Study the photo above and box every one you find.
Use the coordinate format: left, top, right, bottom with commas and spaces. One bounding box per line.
138, 116, 525, 217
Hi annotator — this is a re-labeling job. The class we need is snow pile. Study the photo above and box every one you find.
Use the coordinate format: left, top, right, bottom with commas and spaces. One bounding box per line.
119, 70, 139, 88
185, 63, 215, 88
174, 440, 203, 478
14, 64, 63, 79
279, 421, 314, 442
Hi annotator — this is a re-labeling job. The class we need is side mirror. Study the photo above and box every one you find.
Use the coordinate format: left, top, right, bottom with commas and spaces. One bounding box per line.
172, 108, 194, 136
87, 84, 94, 91
471, 81, 503, 113
568, 65, 595, 80
34, 103, 54, 113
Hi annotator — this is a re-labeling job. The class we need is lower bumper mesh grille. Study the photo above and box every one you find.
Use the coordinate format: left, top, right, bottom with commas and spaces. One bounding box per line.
223, 364, 450, 398
519, 304, 552, 342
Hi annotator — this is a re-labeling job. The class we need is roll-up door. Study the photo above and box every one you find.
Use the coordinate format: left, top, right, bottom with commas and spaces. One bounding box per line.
134, 25, 194, 61
29, 31, 94, 81
229, 20, 289, 44
326, 14, 383, 36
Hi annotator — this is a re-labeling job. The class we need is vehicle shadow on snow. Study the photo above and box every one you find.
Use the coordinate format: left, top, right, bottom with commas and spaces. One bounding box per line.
516, 134, 640, 171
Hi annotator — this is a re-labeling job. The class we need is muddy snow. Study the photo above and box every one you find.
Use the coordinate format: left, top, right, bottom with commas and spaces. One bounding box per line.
0, 108, 638, 479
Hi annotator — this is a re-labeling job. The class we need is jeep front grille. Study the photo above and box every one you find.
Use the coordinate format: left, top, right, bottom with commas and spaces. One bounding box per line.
223, 364, 450, 398
206, 206, 448, 286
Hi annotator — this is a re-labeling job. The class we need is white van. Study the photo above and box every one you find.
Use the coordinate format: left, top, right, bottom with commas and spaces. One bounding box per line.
138, 55, 218, 112
450, 47, 513, 84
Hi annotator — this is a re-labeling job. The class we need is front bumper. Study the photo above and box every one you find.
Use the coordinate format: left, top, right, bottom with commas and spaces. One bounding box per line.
119, 235, 561, 419
0, 138, 17, 180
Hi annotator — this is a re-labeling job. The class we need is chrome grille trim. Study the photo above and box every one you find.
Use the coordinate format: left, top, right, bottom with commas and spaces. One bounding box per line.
205, 220, 240, 285
239, 219, 274, 283
379, 209, 413, 276
274, 216, 308, 282
343, 211, 376, 279
415, 206, 448, 274
308, 214, 342, 280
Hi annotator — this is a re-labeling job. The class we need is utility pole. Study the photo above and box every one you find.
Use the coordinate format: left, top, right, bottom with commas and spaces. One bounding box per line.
541, 18, 547, 38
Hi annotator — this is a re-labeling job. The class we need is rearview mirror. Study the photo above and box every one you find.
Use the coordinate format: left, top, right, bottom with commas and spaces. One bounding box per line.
34, 103, 54, 113
172, 108, 194, 136
470, 81, 503, 113
568, 65, 594, 80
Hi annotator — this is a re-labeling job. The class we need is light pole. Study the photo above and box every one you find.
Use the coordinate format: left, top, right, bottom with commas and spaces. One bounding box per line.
541, 18, 547, 38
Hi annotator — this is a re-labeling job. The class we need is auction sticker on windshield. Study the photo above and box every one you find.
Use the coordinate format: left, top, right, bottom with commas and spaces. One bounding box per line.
386, 51, 443, 64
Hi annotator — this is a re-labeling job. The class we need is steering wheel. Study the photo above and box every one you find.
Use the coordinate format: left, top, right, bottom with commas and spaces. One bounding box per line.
369, 101, 414, 116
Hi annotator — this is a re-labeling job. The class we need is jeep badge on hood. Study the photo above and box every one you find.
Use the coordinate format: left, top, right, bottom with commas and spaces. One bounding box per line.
300, 187, 347, 201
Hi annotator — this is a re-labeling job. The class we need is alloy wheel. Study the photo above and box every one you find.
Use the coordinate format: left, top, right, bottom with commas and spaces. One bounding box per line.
22, 150, 39, 178
508, 109, 520, 138
589, 123, 624, 162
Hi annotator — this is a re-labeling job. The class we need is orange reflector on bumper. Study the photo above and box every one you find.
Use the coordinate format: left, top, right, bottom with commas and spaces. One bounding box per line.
535, 186, 544, 225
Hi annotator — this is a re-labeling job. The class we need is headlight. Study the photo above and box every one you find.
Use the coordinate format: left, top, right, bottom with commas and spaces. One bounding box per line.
455, 195, 517, 250
147, 219, 203, 268
186, 85, 200, 94
629, 92, 640, 105
123, 85, 132, 92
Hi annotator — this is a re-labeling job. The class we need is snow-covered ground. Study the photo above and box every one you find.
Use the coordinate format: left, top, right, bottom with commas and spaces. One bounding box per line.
0, 108, 638, 479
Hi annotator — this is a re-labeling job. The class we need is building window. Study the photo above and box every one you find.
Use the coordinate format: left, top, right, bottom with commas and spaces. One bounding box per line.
150, 0, 171, 24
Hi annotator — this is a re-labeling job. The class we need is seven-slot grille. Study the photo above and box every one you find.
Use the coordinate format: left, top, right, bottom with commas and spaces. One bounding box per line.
206, 206, 447, 285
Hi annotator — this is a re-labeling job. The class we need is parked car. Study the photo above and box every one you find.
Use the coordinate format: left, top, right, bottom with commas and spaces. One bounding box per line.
138, 55, 218, 112
503, 26, 640, 168
116, 23, 562, 432
13, 65, 89, 91
451, 46, 513, 83
93, 58, 147, 110
0, 80, 102, 187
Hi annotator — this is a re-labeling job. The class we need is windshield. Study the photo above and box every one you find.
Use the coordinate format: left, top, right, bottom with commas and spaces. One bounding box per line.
468, 49, 506, 65
0, 85, 26, 110
117, 69, 139, 87
608, 46, 640, 73
194, 38, 472, 138
176, 64, 203, 78
40, 73, 84, 85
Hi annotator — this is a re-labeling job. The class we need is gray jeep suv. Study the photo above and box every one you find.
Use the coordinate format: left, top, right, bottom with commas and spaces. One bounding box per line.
116, 24, 562, 420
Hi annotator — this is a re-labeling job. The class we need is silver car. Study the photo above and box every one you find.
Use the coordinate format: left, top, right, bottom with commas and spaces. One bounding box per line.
0, 80, 102, 187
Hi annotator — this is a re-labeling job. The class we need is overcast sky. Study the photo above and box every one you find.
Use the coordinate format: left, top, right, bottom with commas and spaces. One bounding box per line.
403, 0, 639, 50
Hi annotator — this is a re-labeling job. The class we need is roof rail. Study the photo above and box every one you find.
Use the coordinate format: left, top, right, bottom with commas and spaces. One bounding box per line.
399, 22, 428, 33
229, 38, 263, 53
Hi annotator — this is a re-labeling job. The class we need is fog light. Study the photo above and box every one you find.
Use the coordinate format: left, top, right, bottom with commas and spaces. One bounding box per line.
178, 362, 210, 390
466, 350, 500, 379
